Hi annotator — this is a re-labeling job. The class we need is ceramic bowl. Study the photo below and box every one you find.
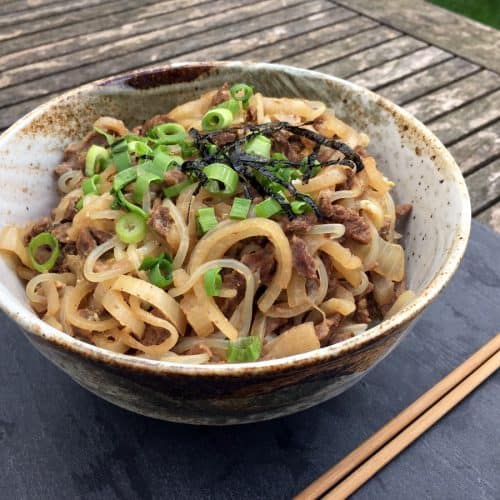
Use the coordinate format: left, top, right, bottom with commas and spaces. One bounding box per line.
0, 62, 470, 425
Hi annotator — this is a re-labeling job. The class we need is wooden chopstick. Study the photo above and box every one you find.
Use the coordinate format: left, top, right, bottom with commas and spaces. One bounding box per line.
295, 334, 500, 500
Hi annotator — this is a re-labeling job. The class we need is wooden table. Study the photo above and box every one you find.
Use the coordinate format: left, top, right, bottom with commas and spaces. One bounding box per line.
1, 0, 499, 231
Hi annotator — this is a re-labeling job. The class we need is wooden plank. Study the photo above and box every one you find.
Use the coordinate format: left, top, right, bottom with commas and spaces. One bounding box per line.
476, 204, 500, 233
466, 158, 500, 214
170, 6, 357, 63
0, 0, 61, 15
448, 121, 500, 175
279, 24, 399, 68
350, 46, 452, 90
380, 58, 479, 105
0, 0, 326, 116
404, 70, 500, 124
0, 0, 244, 72
0, 0, 160, 44
0, 0, 311, 105
428, 90, 500, 145
334, 0, 500, 73
316, 35, 426, 79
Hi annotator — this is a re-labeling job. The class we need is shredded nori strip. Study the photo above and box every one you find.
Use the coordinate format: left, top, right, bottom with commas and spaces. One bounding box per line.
179, 121, 363, 219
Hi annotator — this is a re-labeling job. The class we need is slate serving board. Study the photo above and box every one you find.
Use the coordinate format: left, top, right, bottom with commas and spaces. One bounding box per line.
1, 221, 499, 500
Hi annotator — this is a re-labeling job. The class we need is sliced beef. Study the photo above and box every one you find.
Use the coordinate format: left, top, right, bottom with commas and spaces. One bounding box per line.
23, 217, 51, 244
315, 313, 342, 345
264, 317, 290, 336
291, 235, 317, 280
141, 308, 169, 346
320, 254, 338, 297
354, 296, 371, 324
76, 227, 97, 256
89, 227, 112, 244
55, 131, 106, 176
211, 82, 230, 106
317, 145, 334, 164
272, 130, 304, 163
148, 204, 171, 239
185, 343, 213, 357
216, 270, 246, 317
280, 213, 318, 234
61, 197, 78, 223
211, 131, 237, 147
318, 199, 371, 244
241, 245, 276, 285
337, 167, 355, 190
329, 330, 355, 345
164, 169, 187, 187
396, 203, 412, 218
379, 220, 391, 241
51, 223, 72, 244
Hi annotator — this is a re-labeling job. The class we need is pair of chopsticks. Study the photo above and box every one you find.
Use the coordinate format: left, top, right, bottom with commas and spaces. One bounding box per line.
295, 333, 500, 500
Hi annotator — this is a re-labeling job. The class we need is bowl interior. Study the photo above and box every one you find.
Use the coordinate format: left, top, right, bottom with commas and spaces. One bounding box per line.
0, 62, 470, 364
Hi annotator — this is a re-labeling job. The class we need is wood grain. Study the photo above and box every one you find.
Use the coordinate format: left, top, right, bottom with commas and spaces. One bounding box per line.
0, 0, 61, 15
428, 90, 500, 145
404, 70, 500, 123
380, 58, 479, 105
316, 36, 426, 79
170, 6, 359, 63
466, 159, 500, 214
448, 121, 500, 175
351, 46, 452, 90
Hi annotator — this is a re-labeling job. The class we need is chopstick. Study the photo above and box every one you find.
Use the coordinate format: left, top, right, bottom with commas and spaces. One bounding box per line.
295, 334, 500, 500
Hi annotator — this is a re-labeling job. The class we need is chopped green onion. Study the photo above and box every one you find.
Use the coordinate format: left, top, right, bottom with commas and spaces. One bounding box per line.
112, 167, 137, 192
229, 197, 252, 219
152, 149, 183, 175
75, 199, 83, 211
203, 163, 239, 194
271, 152, 288, 161
216, 98, 240, 115
163, 179, 193, 198
245, 135, 271, 158
290, 200, 311, 215
139, 253, 173, 289
197, 207, 218, 234
28, 232, 60, 273
206, 143, 218, 155
230, 83, 254, 107
82, 174, 101, 196
180, 141, 199, 158
254, 197, 282, 218
132, 170, 162, 204
148, 123, 186, 145
110, 138, 131, 172
93, 126, 115, 145
113, 190, 147, 219
227, 336, 261, 363
203, 267, 222, 296
128, 141, 153, 157
115, 212, 147, 244
85, 145, 109, 176
201, 108, 233, 131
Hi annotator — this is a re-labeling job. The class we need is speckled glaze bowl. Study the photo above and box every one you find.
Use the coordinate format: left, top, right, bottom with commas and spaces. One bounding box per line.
0, 62, 470, 425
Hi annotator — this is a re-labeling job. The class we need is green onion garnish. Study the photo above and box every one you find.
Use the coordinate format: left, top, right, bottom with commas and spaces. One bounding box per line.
245, 134, 271, 158
152, 149, 183, 176
110, 138, 131, 172
148, 123, 186, 145
112, 167, 137, 192
113, 190, 148, 219
229, 197, 252, 220
163, 179, 193, 198
139, 253, 173, 289
227, 336, 261, 363
132, 170, 162, 204
93, 126, 115, 145
203, 267, 222, 296
27, 232, 60, 273
201, 108, 233, 131
203, 163, 239, 194
254, 197, 282, 218
128, 141, 153, 157
216, 98, 240, 115
85, 145, 109, 176
230, 83, 254, 107
82, 174, 101, 196
115, 212, 147, 244
290, 200, 311, 215
197, 207, 218, 234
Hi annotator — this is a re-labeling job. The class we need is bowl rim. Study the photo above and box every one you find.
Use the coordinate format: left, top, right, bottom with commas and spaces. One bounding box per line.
0, 61, 471, 377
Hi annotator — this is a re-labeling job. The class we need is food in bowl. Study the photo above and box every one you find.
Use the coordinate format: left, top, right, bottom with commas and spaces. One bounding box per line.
0, 82, 415, 364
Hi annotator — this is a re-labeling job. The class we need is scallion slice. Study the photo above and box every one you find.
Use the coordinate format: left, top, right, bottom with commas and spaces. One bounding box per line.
230, 83, 254, 107
93, 126, 115, 145
113, 190, 148, 219
115, 212, 147, 244
82, 174, 101, 196
202, 163, 239, 194
197, 207, 218, 234
229, 197, 252, 219
216, 98, 240, 115
27, 232, 60, 273
148, 123, 186, 145
110, 138, 131, 172
112, 167, 137, 192
139, 253, 173, 289
290, 200, 311, 215
201, 108, 233, 131
128, 141, 153, 157
203, 267, 222, 296
254, 197, 282, 218
227, 336, 261, 363
85, 145, 109, 176
152, 149, 183, 175
163, 179, 193, 198
132, 170, 162, 204
245, 135, 271, 158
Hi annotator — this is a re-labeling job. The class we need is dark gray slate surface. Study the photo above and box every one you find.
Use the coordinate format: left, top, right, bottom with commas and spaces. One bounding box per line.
1, 221, 499, 500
